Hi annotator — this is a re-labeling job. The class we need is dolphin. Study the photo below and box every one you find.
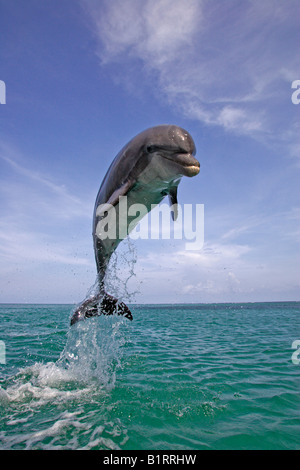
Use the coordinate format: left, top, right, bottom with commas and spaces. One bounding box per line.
70, 125, 200, 326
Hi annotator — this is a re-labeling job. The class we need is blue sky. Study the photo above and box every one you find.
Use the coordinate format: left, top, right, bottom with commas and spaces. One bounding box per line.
0, 0, 299, 304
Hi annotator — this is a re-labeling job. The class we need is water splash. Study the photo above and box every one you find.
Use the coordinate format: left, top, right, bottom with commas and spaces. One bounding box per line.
60, 237, 137, 387
105, 236, 140, 303
0, 240, 138, 449
57, 315, 129, 388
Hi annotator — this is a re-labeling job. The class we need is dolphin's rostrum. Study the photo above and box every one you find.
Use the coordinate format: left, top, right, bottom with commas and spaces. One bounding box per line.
70, 125, 200, 326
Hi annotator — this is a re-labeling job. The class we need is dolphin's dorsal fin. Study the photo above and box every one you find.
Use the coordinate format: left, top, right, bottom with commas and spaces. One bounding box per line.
168, 185, 178, 221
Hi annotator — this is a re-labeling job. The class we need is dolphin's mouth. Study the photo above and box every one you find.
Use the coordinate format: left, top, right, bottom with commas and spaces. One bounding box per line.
162, 152, 200, 176
184, 163, 200, 176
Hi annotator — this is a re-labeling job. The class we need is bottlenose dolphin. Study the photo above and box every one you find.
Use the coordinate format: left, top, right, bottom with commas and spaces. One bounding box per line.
70, 125, 200, 326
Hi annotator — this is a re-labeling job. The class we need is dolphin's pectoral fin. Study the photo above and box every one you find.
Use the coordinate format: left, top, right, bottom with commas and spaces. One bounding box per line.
106, 180, 133, 207
168, 185, 179, 221
70, 293, 133, 326
100, 293, 133, 320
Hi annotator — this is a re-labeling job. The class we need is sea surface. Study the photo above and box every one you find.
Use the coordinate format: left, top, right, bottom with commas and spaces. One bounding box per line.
0, 302, 299, 450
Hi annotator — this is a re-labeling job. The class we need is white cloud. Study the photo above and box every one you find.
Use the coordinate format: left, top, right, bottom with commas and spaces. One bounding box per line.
124, 235, 298, 303
82, 0, 299, 143
85, 0, 201, 65
217, 106, 263, 133
0, 142, 96, 302
116, 201, 300, 303
0, 143, 92, 221
0, 222, 91, 267
122, 239, 251, 301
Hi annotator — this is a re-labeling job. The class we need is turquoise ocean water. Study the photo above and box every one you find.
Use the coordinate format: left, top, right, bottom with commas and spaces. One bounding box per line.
0, 302, 299, 450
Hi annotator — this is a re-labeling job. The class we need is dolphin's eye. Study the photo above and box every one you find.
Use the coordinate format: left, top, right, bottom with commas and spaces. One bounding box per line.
146, 145, 157, 154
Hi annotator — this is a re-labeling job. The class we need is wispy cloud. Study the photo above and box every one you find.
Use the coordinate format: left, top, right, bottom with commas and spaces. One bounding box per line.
0, 142, 96, 302
129, 234, 299, 302
128, 239, 252, 302
2, 154, 81, 207
0, 143, 91, 274
0, 142, 92, 221
86, 0, 201, 66
82, 0, 299, 147
0, 222, 90, 267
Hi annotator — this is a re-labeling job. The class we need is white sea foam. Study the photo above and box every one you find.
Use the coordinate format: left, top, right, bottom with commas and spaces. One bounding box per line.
2, 362, 93, 407
0, 386, 10, 403
0, 355, 127, 449
25, 410, 90, 449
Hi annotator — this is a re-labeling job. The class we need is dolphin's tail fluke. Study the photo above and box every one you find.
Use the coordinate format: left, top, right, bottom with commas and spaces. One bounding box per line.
70, 293, 133, 326
100, 293, 133, 321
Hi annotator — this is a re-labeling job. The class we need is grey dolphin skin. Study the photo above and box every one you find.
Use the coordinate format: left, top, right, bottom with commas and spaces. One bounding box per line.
70, 125, 200, 326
